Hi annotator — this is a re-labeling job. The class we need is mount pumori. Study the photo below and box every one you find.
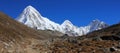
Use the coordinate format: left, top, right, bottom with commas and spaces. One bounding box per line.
17, 5, 108, 36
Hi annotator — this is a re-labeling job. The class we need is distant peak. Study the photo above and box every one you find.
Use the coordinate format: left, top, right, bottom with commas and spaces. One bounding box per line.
61, 20, 74, 26
27, 5, 32, 7
89, 19, 108, 30
92, 19, 100, 22
25, 5, 36, 10
64, 20, 72, 24
64, 20, 70, 22
90, 19, 102, 25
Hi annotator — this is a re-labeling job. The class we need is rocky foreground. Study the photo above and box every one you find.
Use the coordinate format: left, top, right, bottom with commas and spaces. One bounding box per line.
0, 12, 120, 53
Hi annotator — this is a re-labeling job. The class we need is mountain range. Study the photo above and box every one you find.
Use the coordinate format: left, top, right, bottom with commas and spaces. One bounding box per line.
16, 5, 108, 36
0, 5, 120, 53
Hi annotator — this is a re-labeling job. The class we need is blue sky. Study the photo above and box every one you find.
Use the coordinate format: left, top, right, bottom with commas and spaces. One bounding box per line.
0, 0, 120, 26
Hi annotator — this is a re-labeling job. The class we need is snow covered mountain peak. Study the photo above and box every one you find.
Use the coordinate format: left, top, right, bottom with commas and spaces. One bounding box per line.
26, 5, 34, 8
25, 5, 34, 10
63, 20, 72, 24
61, 20, 74, 27
89, 19, 108, 31
17, 6, 46, 29
90, 19, 102, 24
24, 5, 42, 16
17, 6, 63, 31
92, 19, 100, 22
16, 5, 108, 36
61, 20, 78, 35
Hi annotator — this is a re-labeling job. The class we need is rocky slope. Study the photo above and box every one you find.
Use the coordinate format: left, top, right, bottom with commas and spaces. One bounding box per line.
50, 23, 120, 53
17, 5, 108, 36
0, 12, 63, 53
0, 11, 120, 53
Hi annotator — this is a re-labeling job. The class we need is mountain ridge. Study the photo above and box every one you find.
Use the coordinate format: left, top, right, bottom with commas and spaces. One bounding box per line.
17, 5, 109, 36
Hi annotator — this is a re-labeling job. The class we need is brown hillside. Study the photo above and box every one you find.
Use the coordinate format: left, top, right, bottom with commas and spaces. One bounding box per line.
0, 12, 61, 53
50, 23, 120, 53
1, 12, 120, 53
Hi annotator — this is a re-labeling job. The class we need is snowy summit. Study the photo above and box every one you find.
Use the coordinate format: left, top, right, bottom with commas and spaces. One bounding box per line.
17, 5, 108, 36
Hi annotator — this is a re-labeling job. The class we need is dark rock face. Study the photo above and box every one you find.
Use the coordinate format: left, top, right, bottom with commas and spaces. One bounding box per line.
61, 34, 69, 39
110, 47, 116, 52
100, 36, 120, 41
